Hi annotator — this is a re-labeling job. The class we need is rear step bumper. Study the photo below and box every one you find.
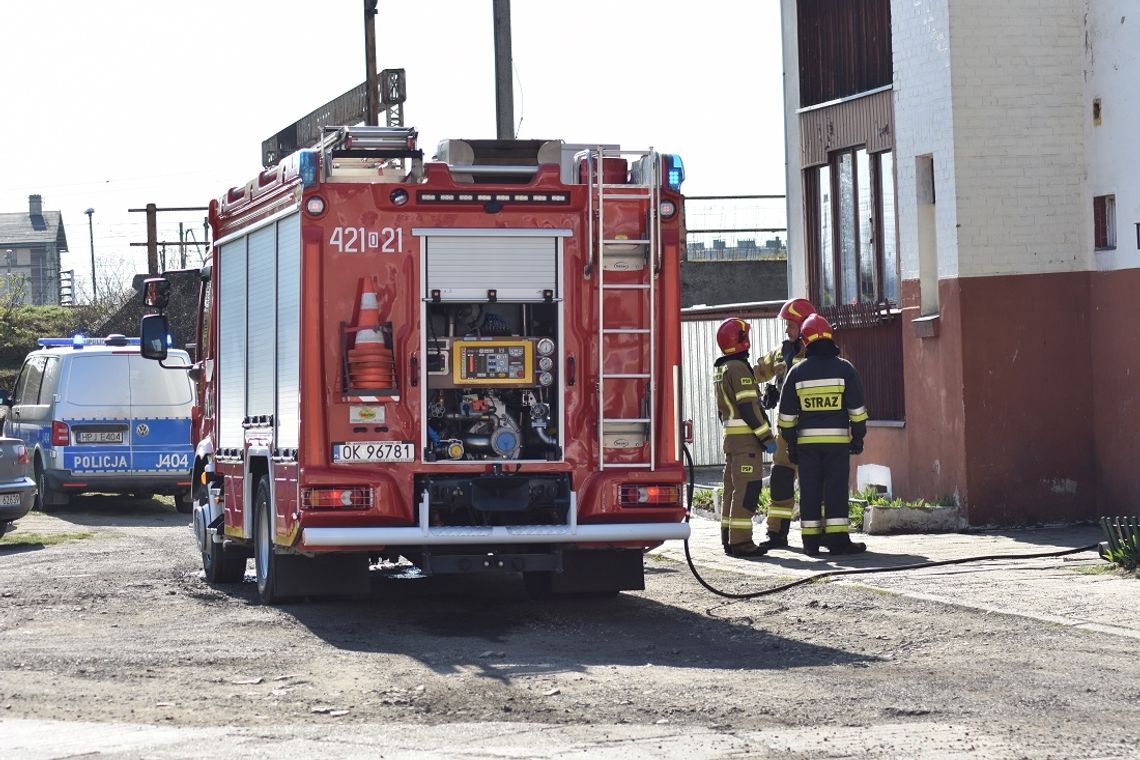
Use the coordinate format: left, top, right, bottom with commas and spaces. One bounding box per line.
302, 521, 690, 548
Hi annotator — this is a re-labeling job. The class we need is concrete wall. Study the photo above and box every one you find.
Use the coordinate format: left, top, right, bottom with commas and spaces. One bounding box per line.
681, 259, 787, 308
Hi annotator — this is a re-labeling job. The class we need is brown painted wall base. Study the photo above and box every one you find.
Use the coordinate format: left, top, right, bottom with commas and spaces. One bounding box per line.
865, 274, 1101, 526
1090, 269, 1140, 516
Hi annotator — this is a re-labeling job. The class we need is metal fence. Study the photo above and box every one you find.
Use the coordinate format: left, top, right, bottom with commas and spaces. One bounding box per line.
680, 301, 905, 467
681, 303, 785, 467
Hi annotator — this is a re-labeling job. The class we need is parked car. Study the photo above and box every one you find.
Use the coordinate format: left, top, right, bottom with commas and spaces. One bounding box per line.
0, 334, 194, 512
0, 435, 36, 536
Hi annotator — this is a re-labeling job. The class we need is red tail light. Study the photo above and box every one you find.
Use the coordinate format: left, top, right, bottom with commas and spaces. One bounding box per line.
51, 421, 70, 446
16, 444, 29, 466
619, 483, 683, 507
301, 486, 373, 510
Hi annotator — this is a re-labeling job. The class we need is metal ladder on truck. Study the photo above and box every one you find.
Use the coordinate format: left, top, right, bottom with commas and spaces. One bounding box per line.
583, 147, 662, 471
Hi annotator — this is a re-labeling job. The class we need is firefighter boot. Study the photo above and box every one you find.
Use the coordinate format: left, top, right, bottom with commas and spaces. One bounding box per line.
763, 524, 790, 550
724, 542, 769, 559
801, 535, 821, 556
824, 534, 867, 555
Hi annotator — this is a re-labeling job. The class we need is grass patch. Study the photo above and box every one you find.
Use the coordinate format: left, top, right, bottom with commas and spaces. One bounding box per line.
0, 530, 96, 547
1073, 564, 1119, 576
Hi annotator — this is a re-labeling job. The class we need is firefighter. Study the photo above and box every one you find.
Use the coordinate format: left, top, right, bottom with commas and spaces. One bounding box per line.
776, 313, 869, 555
751, 297, 816, 550
714, 317, 777, 558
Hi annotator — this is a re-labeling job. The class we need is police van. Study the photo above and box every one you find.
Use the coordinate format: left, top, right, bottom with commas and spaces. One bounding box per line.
0, 334, 194, 511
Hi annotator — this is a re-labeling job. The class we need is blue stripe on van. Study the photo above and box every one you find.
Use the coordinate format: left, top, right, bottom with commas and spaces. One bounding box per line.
61, 417, 192, 474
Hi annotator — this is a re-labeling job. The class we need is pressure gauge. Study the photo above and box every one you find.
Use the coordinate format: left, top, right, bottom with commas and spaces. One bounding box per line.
538, 371, 554, 387
538, 356, 553, 371
536, 337, 555, 356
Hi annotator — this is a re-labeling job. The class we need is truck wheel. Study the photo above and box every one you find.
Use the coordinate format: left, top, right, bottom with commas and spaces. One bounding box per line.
199, 484, 246, 584
253, 476, 283, 604
174, 488, 193, 514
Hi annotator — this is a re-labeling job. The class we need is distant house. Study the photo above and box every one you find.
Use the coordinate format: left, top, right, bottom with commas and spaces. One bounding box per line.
0, 195, 67, 305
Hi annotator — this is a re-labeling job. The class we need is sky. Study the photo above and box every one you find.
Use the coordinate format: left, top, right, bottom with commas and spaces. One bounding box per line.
0, 1, 786, 302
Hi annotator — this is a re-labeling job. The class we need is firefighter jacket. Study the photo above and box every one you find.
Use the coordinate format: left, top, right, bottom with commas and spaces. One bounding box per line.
776, 340, 868, 447
753, 340, 806, 413
753, 340, 805, 385
714, 352, 773, 454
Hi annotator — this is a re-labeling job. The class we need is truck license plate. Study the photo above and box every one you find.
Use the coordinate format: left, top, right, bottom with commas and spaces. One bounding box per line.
332, 442, 415, 464
0, 493, 21, 506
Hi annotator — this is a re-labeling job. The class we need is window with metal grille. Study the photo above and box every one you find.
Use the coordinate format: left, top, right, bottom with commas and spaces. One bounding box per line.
819, 303, 904, 422
1094, 194, 1116, 250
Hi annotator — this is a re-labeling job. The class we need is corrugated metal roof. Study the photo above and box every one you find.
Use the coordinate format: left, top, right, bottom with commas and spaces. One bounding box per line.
0, 210, 69, 251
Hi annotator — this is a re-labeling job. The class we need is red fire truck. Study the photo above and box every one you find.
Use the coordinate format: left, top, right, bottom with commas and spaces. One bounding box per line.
141, 126, 690, 602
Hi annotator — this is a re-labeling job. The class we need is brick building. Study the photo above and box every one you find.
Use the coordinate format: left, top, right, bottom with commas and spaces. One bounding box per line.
779, 0, 1135, 524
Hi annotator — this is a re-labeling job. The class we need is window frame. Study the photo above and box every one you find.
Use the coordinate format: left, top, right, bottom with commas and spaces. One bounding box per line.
808, 147, 898, 307
1093, 194, 1116, 251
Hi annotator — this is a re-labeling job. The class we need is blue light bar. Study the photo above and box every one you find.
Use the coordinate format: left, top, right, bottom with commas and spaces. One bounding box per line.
37, 337, 80, 348
299, 150, 319, 188
36, 335, 140, 348
664, 154, 685, 191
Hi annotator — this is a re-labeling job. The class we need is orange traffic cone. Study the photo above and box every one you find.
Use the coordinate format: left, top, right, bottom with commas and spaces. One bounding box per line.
347, 277, 395, 389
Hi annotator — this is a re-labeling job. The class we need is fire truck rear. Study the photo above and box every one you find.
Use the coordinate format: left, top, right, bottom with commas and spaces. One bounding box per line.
143, 127, 691, 602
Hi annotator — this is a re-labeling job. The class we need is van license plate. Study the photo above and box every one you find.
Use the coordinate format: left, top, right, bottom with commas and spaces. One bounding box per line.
0, 493, 20, 506
77, 431, 124, 444
332, 442, 415, 464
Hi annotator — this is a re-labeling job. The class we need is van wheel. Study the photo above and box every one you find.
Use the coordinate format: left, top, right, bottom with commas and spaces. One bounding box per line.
253, 476, 284, 604
174, 488, 193, 514
199, 484, 246, 584
33, 459, 56, 513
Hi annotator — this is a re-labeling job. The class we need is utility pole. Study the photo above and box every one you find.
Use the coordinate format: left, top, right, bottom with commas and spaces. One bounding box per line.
493, 0, 514, 139
85, 208, 97, 301
146, 203, 158, 274
129, 205, 209, 272
364, 0, 379, 126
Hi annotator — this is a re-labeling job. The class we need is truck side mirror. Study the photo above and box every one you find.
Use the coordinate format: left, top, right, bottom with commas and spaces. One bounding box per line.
143, 277, 171, 310
0, 389, 10, 407
140, 314, 170, 361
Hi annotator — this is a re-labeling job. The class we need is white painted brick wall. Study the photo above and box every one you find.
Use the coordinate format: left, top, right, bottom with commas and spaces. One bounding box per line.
1087, 1, 1139, 271
779, 0, 808, 295
892, 0, 959, 282
947, 0, 1088, 277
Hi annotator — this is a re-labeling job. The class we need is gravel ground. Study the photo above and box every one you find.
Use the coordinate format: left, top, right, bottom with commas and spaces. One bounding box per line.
1, 497, 1138, 759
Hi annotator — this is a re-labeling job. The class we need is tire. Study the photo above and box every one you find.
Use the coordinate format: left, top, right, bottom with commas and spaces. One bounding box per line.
199, 483, 246, 584
253, 476, 282, 604
0, 520, 11, 538
174, 488, 193, 514
33, 458, 55, 513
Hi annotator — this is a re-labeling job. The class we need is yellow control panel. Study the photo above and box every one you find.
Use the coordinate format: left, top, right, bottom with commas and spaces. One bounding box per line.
452, 339, 534, 386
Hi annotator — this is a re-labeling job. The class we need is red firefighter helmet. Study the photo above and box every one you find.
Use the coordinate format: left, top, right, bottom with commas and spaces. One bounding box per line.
778, 297, 816, 326
716, 318, 751, 355
800, 313, 834, 345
